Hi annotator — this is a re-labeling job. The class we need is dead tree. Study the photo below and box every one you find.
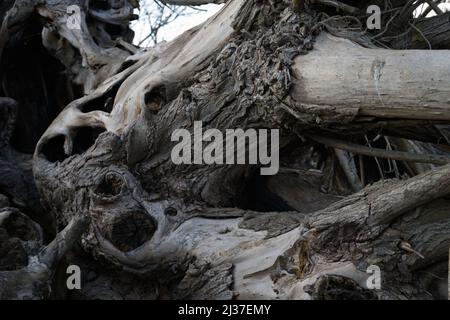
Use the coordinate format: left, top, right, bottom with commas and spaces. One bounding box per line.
1, 0, 450, 299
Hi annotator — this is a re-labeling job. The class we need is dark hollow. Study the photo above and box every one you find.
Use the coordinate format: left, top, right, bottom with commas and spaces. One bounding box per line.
95, 172, 124, 197
107, 211, 157, 252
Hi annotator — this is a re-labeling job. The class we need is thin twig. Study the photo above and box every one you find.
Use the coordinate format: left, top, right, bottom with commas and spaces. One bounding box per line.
424, 0, 444, 15
365, 134, 385, 179
316, 0, 360, 15
409, 21, 432, 49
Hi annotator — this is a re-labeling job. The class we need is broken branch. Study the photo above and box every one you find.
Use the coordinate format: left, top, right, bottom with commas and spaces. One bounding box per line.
307, 134, 450, 165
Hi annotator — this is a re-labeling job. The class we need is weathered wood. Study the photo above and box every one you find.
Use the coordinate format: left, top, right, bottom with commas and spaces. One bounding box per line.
0, 0, 449, 300
0, 210, 89, 300
308, 134, 450, 165
393, 12, 450, 49
292, 33, 450, 121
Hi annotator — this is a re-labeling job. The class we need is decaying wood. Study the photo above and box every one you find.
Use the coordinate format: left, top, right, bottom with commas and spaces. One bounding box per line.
0, 0, 449, 300
392, 12, 450, 49
0, 208, 89, 299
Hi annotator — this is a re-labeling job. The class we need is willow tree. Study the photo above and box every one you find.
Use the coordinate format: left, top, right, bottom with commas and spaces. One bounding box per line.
1, 0, 450, 300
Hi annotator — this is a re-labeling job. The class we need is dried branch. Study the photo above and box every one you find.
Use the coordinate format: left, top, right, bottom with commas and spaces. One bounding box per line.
334, 148, 363, 191
424, 0, 444, 15
316, 0, 360, 15
307, 134, 450, 165
159, 0, 225, 6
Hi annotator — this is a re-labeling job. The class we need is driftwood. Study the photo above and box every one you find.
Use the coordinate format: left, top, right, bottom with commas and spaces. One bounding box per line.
0, 0, 449, 300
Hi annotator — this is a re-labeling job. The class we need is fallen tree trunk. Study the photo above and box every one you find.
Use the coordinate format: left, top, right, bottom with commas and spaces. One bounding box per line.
291, 33, 450, 121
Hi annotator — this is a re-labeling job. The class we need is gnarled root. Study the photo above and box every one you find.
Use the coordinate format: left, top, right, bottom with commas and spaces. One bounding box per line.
0, 209, 89, 300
